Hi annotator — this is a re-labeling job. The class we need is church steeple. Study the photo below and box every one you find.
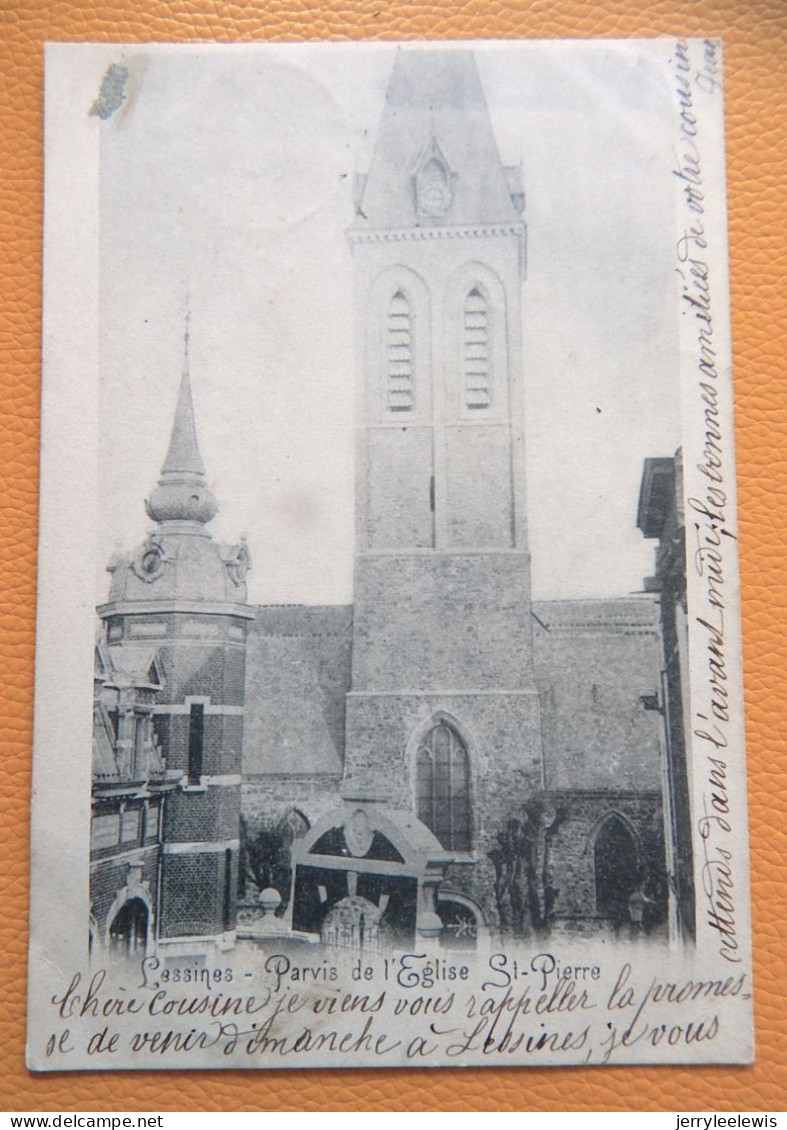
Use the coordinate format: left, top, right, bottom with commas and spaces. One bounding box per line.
145, 317, 218, 528
343, 48, 541, 852
351, 50, 523, 231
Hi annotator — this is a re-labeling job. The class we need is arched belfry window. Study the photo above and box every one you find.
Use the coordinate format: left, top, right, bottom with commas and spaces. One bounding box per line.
463, 288, 491, 410
416, 719, 471, 852
387, 291, 414, 412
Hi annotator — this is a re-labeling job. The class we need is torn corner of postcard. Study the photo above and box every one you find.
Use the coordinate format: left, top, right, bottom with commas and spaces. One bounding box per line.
28, 37, 752, 1072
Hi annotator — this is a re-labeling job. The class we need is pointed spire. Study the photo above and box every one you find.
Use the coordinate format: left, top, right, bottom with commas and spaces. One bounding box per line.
161, 318, 206, 478
145, 310, 218, 528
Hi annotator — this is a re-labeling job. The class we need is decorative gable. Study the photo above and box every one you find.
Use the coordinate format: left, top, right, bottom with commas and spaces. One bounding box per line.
413, 137, 456, 218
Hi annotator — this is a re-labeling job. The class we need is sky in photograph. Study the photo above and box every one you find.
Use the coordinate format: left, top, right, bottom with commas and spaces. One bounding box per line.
97, 40, 682, 606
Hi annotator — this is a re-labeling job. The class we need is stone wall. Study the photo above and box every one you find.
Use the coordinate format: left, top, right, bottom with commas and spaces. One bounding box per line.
242, 774, 344, 837
533, 597, 664, 791
237, 595, 669, 939
351, 553, 535, 693
546, 789, 666, 927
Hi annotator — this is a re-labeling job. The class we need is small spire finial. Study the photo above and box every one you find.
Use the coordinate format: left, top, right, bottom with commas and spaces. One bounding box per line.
184, 285, 191, 365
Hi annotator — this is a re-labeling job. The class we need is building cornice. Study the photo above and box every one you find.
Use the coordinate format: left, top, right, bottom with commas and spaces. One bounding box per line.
347, 222, 525, 246
92, 780, 174, 800
162, 839, 240, 855
98, 600, 256, 621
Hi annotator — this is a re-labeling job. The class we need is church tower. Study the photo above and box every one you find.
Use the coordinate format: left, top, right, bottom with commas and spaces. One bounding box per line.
343, 51, 543, 914
98, 328, 254, 956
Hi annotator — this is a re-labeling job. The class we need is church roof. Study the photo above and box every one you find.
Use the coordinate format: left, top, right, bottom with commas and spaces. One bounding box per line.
352, 50, 523, 231
243, 605, 353, 778
531, 596, 659, 636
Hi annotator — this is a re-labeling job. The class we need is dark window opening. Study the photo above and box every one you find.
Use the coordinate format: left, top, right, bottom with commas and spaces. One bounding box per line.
594, 816, 640, 925
187, 703, 205, 784
107, 709, 119, 740
223, 847, 233, 931
152, 713, 167, 751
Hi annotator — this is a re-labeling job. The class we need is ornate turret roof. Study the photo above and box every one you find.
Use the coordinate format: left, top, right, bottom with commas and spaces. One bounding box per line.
351, 49, 524, 232
101, 321, 252, 612
145, 320, 218, 527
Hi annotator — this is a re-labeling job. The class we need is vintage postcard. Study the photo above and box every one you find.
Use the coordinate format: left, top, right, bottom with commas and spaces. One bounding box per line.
29, 38, 752, 1070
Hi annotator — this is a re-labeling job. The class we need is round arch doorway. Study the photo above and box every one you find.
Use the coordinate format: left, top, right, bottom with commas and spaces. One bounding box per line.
108, 897, 149, 959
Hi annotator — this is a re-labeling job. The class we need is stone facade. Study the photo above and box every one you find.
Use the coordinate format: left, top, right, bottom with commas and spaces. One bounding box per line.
236, 595, 668, 936
540, 791, 665, 929
92, 49, 675, 958
336, 51, 544, 931
534, 598, 664, 793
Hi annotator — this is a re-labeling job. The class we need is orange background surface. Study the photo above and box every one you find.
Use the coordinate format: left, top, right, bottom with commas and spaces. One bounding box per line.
1, 0, 785, 1113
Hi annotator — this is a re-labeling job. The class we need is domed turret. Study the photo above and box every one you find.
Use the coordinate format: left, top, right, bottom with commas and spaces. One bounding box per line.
103, 319, 251, 608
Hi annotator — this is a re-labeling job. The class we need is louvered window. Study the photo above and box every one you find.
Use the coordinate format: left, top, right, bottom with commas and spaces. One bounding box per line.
387, 291, 414, 412
464, 288, 491, 410
416, 719, 471, 852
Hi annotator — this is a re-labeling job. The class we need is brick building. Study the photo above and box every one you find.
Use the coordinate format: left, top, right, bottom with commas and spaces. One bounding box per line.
92, 331, 254, 958
91, 50, 675, 958
91, 639, 172, 957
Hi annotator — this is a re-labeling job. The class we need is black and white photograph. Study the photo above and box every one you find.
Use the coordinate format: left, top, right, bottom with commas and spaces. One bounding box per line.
29, 38, 752, 1070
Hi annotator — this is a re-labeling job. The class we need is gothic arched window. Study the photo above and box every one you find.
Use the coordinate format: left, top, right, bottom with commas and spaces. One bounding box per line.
463, 288, 491, 410
387, 291, 414, 412
416, 719, 471, 851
